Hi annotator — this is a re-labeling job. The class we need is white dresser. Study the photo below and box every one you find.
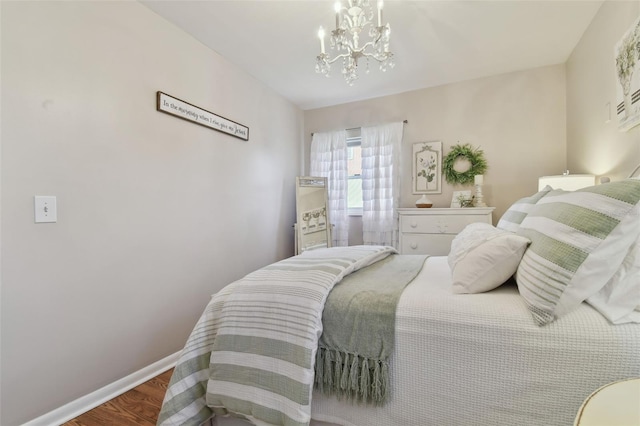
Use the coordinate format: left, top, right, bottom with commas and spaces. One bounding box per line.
398, 207, 495, 255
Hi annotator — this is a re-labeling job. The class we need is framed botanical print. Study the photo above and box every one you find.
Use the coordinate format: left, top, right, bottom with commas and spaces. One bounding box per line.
615, 15, 640, 132
412, 141, 442, 194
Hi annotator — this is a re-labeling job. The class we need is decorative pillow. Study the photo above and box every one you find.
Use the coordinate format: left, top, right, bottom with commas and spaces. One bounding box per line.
587, 235, 640, 324
449, 223, 531, 294
515, 179, 640, 326
496, 185, 553, 233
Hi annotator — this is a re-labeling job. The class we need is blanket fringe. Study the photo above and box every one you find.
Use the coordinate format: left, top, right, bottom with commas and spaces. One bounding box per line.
314, 347, 388, 406
315, 348, 324, 393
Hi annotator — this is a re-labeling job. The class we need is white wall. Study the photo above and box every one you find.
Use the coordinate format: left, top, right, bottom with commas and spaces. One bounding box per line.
0, 2, 302, 424
567, 0, 640, 178
304, 65, 568, 224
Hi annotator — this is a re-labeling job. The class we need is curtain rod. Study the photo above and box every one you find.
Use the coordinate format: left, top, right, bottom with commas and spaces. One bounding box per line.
311, 120, 407, 137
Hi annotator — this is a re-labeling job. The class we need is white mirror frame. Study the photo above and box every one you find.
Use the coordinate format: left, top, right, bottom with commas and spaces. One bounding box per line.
295, 176, 332, 254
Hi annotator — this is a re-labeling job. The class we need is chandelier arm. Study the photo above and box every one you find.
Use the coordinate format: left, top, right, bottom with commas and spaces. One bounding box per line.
325, 52, 352, 64
354, 38, 386, 55
356, 40, 378, 54
323, 38, 388, 63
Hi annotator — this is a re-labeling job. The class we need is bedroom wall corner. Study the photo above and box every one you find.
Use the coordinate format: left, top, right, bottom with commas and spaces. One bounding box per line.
0, 2, 302, 424
566, 0, 640, 180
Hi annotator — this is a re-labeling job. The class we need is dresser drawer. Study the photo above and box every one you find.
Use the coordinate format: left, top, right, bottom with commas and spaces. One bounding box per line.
400, 234, 454, 256
400, 214, 489, 234
397, 208, 495, 255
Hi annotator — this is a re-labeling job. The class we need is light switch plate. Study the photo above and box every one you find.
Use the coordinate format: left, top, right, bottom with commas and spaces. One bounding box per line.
34, 196, 57, 223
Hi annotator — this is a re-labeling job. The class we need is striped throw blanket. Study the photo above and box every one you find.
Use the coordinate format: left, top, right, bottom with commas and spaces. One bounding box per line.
157, 245, 396, 426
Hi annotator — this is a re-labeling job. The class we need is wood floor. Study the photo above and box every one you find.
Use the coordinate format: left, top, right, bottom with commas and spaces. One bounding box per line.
63, 368, 173, 426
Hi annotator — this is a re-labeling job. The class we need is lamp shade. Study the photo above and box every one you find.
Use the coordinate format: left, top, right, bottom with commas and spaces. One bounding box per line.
538, 174, 596, 191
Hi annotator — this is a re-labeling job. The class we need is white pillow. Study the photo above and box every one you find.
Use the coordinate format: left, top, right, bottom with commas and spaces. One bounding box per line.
449, 223, 531, 294
496, 185, 553, 233
515, 179, 640, 326
587, 235, 640, 324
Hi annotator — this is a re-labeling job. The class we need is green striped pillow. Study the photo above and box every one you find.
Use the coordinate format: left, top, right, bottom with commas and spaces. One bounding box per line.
515, 179, 640, 325
497, 186, 553, 233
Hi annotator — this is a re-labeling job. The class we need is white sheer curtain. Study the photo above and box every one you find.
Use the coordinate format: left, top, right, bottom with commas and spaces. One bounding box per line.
310, 130, 348, 247
361, 122, 404, 247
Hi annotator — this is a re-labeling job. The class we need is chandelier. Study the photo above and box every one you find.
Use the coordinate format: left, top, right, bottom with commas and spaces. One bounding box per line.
315, 0, 394, 85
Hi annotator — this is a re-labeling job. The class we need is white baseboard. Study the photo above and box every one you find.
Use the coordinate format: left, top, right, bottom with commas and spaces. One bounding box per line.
22, 351, 180, 426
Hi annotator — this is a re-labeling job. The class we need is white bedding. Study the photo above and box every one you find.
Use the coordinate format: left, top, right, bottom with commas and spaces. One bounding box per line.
308, 256, 640, 426
209, 255, 640, 426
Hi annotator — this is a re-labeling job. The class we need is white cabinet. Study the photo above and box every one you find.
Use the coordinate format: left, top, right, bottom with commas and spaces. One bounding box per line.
398, 207, 494, 255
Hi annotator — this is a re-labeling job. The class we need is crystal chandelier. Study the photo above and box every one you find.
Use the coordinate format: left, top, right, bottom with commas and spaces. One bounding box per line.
315, 0, 394, 85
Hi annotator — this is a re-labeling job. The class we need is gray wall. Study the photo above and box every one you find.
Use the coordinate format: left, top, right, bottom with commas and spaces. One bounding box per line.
566, 0, 640, 178
304, 65, 568, 225
0, 2, 302, 424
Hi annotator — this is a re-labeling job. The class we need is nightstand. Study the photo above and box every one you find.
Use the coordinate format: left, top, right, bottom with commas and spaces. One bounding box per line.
397, 207, 495, 255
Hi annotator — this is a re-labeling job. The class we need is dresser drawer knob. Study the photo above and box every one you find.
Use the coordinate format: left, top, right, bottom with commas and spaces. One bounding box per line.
410, 222, 417, 228
410, 243, 418, 249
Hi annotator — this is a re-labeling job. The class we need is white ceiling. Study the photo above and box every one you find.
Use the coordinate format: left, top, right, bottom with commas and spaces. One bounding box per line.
140, 0, 603, 110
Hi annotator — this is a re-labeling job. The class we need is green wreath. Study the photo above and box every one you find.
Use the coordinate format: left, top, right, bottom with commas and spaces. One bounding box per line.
443, 143, 488, 185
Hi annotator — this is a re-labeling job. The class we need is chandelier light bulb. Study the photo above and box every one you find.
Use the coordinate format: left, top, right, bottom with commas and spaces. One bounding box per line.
318, 26, 326, 54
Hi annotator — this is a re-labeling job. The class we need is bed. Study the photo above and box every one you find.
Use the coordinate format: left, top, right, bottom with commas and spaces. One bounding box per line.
158, 179, 640, 426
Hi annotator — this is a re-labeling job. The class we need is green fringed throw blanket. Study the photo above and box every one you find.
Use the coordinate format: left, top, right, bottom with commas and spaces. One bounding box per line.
314, 254, 428, 405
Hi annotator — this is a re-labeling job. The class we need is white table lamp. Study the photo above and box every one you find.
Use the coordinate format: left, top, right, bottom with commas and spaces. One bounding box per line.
538, 173, 596, 191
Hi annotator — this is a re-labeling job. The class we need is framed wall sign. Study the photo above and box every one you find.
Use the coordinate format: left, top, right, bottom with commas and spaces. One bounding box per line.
156, 91, 249, 141
412, 141, 442, 194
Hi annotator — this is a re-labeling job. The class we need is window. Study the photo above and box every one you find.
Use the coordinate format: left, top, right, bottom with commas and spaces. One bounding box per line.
347, 135, 362, 215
